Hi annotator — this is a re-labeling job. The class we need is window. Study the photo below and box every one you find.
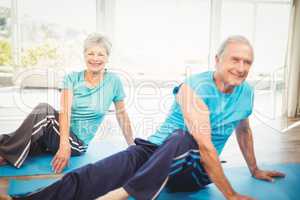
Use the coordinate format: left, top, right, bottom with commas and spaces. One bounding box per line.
0, 0, 292, 120
254, 3, 290, 75
253, 2, 290, 119
221, 0, 290, 76
19, 0, 97, 69
112, 0, 211, 79
0, 0, 12, 67
0, 0, 12, 87
221, 1, 255, 41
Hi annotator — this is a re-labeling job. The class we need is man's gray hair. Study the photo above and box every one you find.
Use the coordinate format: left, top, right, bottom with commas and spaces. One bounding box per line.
216, 35, 253, 58
83, 33, 112, 56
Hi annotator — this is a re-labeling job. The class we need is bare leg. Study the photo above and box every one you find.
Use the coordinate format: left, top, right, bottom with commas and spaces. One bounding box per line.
96, 187, 129, 200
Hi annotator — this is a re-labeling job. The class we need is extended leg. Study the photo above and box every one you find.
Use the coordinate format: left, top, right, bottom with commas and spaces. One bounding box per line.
12, 139, 155, 200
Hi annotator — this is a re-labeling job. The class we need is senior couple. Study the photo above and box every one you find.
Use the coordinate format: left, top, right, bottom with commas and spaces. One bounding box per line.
0, 34, 285, 200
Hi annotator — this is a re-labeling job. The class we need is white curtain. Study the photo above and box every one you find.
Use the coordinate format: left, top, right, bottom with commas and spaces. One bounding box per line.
286, 0, 300, 118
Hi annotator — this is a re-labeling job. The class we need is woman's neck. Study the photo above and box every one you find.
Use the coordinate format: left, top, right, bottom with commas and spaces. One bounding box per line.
85, 69, 105, 86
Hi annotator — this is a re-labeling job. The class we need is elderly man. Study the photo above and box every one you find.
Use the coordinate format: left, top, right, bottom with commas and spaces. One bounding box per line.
1, 36, 285, 200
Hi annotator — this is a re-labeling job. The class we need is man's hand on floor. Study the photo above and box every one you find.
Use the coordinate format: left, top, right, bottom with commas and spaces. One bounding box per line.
252, 168, 286, 182
228, 193, 256, 200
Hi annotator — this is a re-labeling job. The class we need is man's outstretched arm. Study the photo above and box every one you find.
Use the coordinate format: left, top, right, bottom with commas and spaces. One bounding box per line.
177, 84, 254, 200
235, 119, 286, 181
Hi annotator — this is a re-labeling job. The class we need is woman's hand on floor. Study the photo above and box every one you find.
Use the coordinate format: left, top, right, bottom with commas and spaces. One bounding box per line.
51, 144, 71, 173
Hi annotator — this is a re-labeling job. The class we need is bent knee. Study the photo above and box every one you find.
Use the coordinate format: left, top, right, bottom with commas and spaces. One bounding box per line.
32, 103, 56, 115
36, 102, 52, 109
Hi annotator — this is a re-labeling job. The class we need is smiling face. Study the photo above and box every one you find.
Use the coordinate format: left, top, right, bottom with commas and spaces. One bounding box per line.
84, 44, 108, 73
215, 42, 254, 88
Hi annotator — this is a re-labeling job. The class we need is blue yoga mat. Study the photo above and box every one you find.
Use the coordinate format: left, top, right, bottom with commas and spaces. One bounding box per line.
0, 139, 125, 177
7, 163, 300, 199
8, 178, 59, 196
157, 163, 299, 200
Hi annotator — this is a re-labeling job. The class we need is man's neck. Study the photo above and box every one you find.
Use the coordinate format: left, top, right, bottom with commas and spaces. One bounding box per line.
213, 72, 235, 94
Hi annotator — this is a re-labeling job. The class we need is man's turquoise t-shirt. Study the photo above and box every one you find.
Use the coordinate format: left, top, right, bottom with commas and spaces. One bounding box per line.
148, 71, 254, 154
62, 70, 125, 145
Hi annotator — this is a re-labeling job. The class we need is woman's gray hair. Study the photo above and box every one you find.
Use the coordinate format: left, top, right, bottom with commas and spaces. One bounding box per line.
83, 33, 112, 56
216, 35, 253, 58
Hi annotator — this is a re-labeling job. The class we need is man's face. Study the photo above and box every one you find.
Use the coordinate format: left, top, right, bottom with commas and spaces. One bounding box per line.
215, 42, 253, 87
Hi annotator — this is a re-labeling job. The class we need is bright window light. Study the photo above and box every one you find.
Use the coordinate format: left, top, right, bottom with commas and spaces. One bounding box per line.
112, 0, 211, 79
19, 0, 96, 69
0, 0, 12, 69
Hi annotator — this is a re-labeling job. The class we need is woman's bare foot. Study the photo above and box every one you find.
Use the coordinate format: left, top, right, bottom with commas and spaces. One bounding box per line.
0, 156, 7, 166
0, 194, 12, 200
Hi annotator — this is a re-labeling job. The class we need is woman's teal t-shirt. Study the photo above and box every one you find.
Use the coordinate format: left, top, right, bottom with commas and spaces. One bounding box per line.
148, 71, 254, 155
62, 70, 125, 145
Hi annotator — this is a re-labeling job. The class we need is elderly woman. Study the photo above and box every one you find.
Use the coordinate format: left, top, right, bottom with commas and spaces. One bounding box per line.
0, 33, 134, 173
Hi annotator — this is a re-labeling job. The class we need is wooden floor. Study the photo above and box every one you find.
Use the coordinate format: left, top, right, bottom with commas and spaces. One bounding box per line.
1, 118, 300, 195
221, 117, 300, 167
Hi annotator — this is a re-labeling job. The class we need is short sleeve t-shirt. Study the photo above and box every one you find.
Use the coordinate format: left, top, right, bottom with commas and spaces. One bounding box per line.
62, 70, 125, 145
148, 71, 254, 154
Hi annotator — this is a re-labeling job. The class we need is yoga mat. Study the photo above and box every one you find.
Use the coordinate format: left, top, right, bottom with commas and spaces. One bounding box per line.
7, 163, 300, 199
8, 178, 59, 196
157, 163, 299, 200
0, 139, 125, 177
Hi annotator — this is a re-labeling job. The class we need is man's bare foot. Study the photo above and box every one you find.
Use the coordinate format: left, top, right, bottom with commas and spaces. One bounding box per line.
0, 194, 12, 200
0, 156, 7, 166
96, 187, 129, 200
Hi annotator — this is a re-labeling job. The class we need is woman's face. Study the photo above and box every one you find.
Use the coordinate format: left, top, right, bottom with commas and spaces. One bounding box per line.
84, 44, 108, 73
